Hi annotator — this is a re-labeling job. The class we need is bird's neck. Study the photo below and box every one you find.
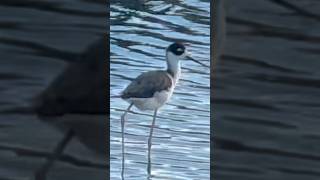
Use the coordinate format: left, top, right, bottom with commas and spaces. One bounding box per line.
166, 53, 181, 83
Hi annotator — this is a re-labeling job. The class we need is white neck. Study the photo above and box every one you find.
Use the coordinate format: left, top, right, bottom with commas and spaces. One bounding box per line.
166, 52, 181, 84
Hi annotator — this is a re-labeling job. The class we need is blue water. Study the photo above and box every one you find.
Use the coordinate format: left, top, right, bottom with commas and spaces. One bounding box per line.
110, 0, 211, 179
1, 0, 320, 180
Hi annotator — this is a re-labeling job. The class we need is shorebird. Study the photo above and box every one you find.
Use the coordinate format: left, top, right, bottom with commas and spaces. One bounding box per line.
119, 42, 209, 176
33, 36, 108, 180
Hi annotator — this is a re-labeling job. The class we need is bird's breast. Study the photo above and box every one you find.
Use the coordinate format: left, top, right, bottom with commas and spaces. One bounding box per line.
126, 87, 174, 111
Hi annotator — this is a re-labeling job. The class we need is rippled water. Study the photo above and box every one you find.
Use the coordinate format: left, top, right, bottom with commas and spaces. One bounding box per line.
3, 0, 318, 180
110, 0, 210, 179
0, 0, 106, 179
214, 0, 320, 180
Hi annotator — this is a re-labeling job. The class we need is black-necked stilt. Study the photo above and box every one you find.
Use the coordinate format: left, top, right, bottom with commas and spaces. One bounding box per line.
119, 42, 208, 176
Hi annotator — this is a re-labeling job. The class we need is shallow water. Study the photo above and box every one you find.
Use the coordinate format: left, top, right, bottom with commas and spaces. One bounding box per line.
109, 0, 210, 179
214, 0, 320, 180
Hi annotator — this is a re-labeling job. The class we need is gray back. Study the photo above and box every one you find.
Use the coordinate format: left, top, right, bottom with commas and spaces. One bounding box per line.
121, 70, 172, 99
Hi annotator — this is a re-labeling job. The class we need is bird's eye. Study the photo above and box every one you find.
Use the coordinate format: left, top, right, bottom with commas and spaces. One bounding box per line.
177, 48, 183, 52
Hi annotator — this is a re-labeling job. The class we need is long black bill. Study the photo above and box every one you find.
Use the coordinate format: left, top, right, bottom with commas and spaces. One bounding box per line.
186, 56, 210, 68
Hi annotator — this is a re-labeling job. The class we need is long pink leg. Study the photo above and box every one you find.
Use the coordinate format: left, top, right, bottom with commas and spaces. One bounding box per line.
121, 103, 133, 178
147, 109, 158, 175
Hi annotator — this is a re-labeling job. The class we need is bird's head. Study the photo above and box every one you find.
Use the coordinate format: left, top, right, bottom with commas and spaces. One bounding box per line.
166, 42, 209, 68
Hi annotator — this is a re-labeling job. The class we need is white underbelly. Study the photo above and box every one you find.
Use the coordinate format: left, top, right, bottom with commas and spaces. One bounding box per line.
126, 88, 174, 111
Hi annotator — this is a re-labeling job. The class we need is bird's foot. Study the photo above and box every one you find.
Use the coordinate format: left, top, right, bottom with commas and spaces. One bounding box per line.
147, 160, 151, 175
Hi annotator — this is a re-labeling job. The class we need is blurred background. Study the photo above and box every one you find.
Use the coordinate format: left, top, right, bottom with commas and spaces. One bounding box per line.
0, 0, 106, 180
110, 0, 210, 179
214, 0, 320, 180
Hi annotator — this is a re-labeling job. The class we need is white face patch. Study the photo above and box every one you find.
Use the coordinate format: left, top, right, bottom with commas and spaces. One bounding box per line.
177, 48, 183, 52
185, 50, 192, 56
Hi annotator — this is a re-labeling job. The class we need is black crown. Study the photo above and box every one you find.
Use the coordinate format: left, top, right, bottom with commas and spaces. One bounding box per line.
167, 42, 185, 56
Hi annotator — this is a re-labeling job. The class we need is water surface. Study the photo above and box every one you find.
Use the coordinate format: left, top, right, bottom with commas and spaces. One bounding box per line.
214, 0, 320, 179
110, 0, 210, 179
0, 0, 106, 179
